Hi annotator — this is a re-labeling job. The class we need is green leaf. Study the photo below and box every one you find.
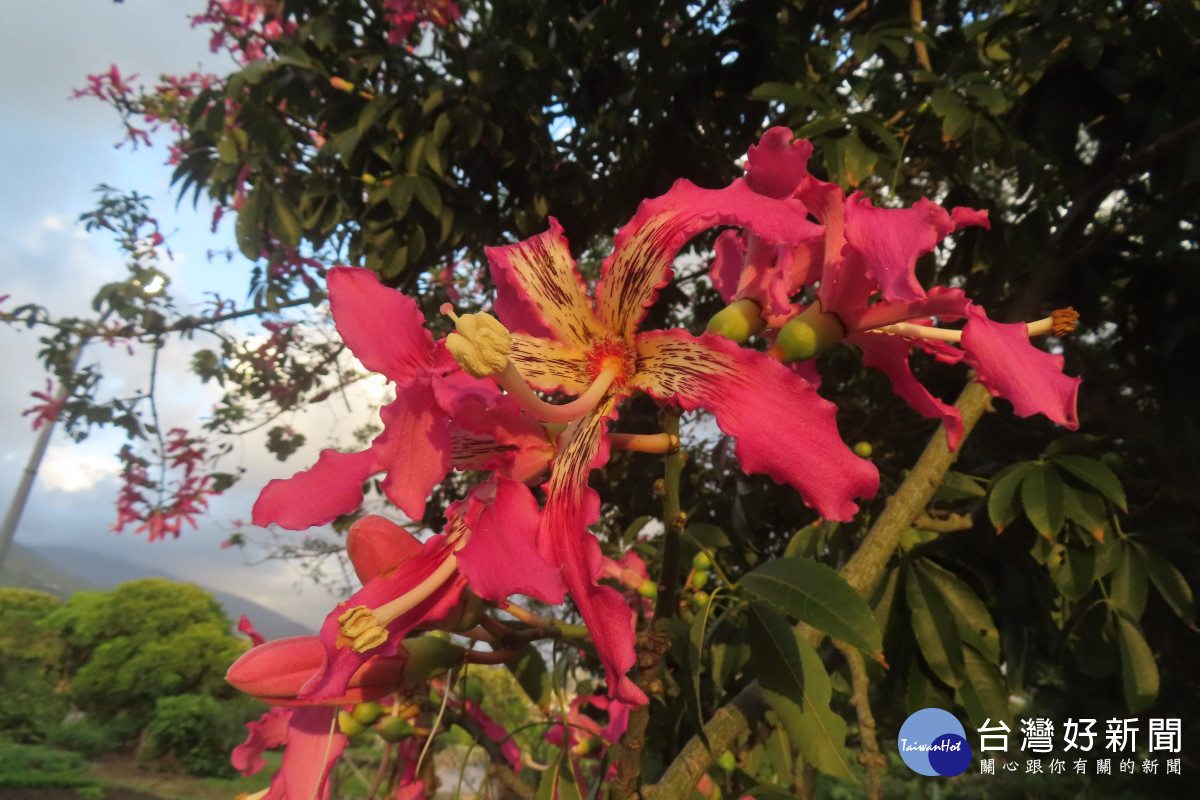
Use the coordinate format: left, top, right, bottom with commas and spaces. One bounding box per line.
535, 748, 584, 800
1133, 543, 1196, 627
839, 133, 878, 187
740, 557, 882, 656
1020, 463, 1066, 538
747, 603, 805, 705
955, 646, 1010, 727
1049, 546, 1095, 601
413, 176, 442, 216
935, 470, 988, 501
684, 523, 731, 550
1110, 543, 1148, 619
748, 82, 825, 110
269, 191, 302, 248
905, 565, 965, 688
747, 603, 855, 781
235, 185, 264, 262
503, 642, 551, 706
388, 177, 416, 216
1063, 485, 1108, 541
988, 462, 1034, 533
1052, 455, 1127, 511
1114, 612, 1159, 713
216, 133, 238, 164
916, 561, 1000, 662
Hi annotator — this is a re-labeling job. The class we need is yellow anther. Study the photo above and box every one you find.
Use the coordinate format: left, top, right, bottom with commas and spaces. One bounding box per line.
339, 607, 389, 651
350, 627, 389, 653
1051, 307, 1079, 336
441, 304, 512, 378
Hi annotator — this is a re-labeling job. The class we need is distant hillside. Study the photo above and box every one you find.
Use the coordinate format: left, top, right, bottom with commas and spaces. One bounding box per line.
2, 542, 314, 641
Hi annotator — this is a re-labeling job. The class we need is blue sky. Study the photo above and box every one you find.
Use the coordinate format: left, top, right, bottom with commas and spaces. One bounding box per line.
0, 1, 355, 626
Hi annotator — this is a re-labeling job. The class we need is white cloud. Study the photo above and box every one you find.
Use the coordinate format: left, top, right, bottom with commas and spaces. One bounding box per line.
41, 214, 64, 231
39, 448, 119, 492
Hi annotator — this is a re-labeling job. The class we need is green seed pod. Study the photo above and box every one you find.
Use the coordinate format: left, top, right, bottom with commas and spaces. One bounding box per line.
705, 298, 765, 343
691, 570, 709, 590
690, 590, 710, 610
637, 580, 659, 599
376, 716, 415, 743
337, 710, 366, 736
351, 701, 385, 725
853, 441, 873, 458
692, 551, 713, 570
717, 750, 737, 772
775, 303, 845, 362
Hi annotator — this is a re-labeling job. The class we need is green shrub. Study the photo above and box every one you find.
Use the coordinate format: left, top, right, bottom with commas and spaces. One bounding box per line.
141, 693, 257, 778
44, 717, 122, 758
0, 740, 102, 792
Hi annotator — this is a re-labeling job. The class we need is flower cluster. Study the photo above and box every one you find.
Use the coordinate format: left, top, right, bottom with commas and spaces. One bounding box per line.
233, 127, 1081, 797
112, 429, 223, 542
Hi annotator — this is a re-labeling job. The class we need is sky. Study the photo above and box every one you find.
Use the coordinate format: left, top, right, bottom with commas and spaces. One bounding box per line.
0, 0, 361, 628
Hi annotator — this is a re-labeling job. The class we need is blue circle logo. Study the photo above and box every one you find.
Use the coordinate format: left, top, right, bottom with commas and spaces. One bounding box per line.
897, 708, 972, 776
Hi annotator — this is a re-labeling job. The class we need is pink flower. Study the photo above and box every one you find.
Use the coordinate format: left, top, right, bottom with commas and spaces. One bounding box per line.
299, 477, 564, 703
22, 380, 64, 431
461, 175, 878, 704
383, 0, 461, 45
252, 267, 554, 530
710, 127, 1081, 449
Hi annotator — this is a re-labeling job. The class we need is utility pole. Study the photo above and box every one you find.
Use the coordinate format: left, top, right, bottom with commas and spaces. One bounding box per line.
0, 347, 81, 573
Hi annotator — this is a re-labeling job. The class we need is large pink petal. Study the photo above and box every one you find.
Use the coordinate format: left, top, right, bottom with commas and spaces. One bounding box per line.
374, 383, 453, 522
851, 332, 966, 449
456, 478, 565, 605
596, 178, 820, 339
276, 706, 348, 800
708, 229, 745, 305
744, 127, 814, 198
252, 447, 381, 530
961, 306, 1081, 429
328, 267, 434, 384
486, 217, 606, 346
540, 396, 646, 705
232, 707, 291, 776
843, 194, 955, 305
631, 330, 878, 521
851, 285, 970, 333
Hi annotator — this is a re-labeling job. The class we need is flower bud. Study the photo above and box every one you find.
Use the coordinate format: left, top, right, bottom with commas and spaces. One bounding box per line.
692, 551, 712, 571
774, 303, 845, 362
636, 580, 658, 599
705, 298, 765, 343
853, 441, 873, 458
226, 636, 408, 706
690, 571, 709, 590
330, 77, 355, 93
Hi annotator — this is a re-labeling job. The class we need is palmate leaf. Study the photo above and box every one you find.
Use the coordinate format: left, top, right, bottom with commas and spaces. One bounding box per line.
746, 603, 856, 782
1053, 454, 1127, 511
1133, 542, 1197, 627
740, 557, 882, 657
905, 565, 965, 688
1020, 463, 1066, 538
987, 462, 1034, 533
1113, 611, 1159, 713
